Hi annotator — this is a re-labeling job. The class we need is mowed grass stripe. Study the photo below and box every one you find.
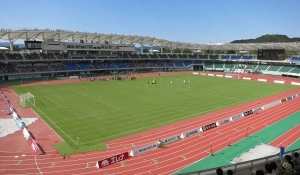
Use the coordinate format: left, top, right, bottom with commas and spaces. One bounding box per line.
13, 74, 296, 149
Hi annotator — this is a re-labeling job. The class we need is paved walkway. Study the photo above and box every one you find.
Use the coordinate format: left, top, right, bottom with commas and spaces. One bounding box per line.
174, 111, 300, 175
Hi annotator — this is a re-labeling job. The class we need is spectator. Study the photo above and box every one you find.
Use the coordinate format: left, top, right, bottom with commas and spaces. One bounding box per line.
255, 170, 264, 175
270, 162, 280, 175
285, 155, 295, 169
280, 162, 294, 175
293, 152, 300, 174
216, 168, 223, 175
227, 169, 233, 175
264, 163, 272, 175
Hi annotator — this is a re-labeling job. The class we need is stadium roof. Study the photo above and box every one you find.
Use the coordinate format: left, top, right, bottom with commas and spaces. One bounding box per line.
1, 28, 300, 51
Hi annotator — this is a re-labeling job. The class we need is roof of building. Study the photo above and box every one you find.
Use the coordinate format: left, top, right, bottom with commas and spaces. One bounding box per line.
1, 28, 300, 51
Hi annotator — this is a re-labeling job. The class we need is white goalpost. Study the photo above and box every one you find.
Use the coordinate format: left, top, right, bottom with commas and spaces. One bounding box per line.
20, 92, 35, 108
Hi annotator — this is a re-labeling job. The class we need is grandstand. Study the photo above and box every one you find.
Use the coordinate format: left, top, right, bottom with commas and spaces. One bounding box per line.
0, 29, 299, 80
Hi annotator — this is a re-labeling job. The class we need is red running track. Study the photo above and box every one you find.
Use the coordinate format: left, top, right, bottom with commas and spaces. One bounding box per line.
269, 124, 300, 148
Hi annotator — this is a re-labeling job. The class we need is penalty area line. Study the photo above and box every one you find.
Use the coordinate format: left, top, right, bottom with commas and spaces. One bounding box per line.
44, 96, 62, 107
66, 88, 121, 111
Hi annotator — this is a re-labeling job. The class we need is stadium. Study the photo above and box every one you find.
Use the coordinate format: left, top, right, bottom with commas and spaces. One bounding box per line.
0, 28, 300, 175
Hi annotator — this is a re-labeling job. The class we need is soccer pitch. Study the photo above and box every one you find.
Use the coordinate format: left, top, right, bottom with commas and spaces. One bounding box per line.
13, 74, 296, 153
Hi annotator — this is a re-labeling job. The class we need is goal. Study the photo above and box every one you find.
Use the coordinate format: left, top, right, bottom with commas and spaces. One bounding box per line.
19, 92, 35, 108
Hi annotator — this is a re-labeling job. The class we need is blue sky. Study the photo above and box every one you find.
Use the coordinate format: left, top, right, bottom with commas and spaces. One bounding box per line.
0, 0, 299, 44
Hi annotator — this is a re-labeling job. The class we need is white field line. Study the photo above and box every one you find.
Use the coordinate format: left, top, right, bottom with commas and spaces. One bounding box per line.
13, 87, 75, 144
54, 110, 119, 122
82, 89, 289, 145
66, 88, 121, 111
43, 96, 62, 107
35, 155, 43, 175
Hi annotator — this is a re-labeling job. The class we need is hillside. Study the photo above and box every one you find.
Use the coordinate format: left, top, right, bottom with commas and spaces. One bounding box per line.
231, 34, 300, 43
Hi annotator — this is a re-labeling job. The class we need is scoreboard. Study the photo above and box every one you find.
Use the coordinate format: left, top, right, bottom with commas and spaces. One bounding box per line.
257, 49, 285, 60
24, 40, 42, 50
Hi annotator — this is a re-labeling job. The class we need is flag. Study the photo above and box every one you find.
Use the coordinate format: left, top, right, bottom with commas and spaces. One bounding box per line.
277, 147, 285, 158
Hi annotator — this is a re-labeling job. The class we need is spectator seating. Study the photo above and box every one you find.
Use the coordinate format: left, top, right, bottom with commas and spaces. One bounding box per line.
103, 63, 118, 69
23, 53, 40, 60
174, 62, 184, 67
209, 55, 219, 60
139, 54, 150, 59
72, 56, 84, 59
129, 53, 140, 59
188, 54, 198, 59
183, 61, 192, 67
34, 64, 52, 72
77, 64, 88, 70
93, 63, 106, 69
148, 54, 159, 59
214, 63, 224, 69
279, 66, 293, 72
168, 54, 178, 59
49, 63, 67, 71
199, 55, 208, 59
178, 54, 188, 59
256, 64, 270, 71
85, 55, 97, 59
231, 55, 241, 60
290, 57, 300, 63
66, 63, 80, 70
165, 62, 175, 67
242, 56, 253, 60
16, 64, 35, 73
5, 53, 23, 60
289, 67, 300, 74
0, 63, 17, 74
194, 60, 202, 64
204, 62, 213, 69
224, 63, 232, 69
108, 55, 119, 59
268, 65, 282, 71
158, 54, 168, 59
56, 53, 70, 59
114, 63, 127, 68
221, 55, 230, 60
0, 53, 6, 60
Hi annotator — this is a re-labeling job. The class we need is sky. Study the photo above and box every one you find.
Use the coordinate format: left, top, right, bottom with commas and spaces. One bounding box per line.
0, 0, 300, 44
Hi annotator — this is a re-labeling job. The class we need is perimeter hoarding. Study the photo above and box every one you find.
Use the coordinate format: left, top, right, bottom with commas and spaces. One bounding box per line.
130, 142, 158, 156
30, 140, 42, 155
96, 152, 129, 169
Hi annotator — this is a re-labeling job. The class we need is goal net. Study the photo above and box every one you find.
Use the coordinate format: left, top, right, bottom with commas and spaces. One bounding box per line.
19, 92, 35, 108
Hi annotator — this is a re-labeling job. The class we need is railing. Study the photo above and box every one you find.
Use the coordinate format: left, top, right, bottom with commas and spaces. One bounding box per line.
178, 148, 300, 175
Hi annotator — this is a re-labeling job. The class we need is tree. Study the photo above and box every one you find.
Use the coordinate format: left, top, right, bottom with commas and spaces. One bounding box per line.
172, 48, 181, 53
6, 45, 20, 51
162, 48, 171, 53
143, 49, 149, 53
183, 49, 192, 53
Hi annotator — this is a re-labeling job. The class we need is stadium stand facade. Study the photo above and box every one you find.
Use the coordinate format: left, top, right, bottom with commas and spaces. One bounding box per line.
0, 28, 300, 81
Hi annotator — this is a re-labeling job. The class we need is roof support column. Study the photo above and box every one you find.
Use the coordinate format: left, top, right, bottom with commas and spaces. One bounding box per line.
160, 46, 163, 53
150, 45, 153, 54
9, 41, 14, 52
141, 44, 144, 54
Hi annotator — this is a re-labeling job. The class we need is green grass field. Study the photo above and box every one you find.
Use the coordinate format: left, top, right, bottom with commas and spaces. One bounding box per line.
13, 74, 296, 154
